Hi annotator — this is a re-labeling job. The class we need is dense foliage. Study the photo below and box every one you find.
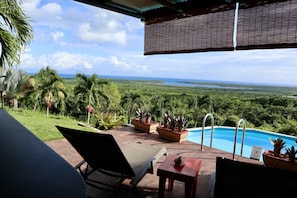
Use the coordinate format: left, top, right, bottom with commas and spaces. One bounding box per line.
4, 67, 297, 136
113, 79, 297, 136
0, 0, 33, 68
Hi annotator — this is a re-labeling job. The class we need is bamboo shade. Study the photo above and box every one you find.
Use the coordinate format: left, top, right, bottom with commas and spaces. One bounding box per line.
236, 0, 297, 50
144, 0, 297, 54
144, 9, 235, 55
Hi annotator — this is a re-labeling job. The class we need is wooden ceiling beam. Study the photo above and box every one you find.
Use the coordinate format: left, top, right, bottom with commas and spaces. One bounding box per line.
75, 0, 145, 19
152, 0, 183, 12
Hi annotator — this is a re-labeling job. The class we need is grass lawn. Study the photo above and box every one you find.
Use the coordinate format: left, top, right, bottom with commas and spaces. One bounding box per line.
7, 108, 95, 142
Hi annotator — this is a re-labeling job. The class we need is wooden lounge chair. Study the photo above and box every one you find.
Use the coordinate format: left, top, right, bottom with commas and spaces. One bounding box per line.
208, 157, 297, 198
55, 126, 167, 190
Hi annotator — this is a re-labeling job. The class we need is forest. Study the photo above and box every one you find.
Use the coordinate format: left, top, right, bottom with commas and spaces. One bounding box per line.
113, 79, 297, 136
2, 66, 297, 136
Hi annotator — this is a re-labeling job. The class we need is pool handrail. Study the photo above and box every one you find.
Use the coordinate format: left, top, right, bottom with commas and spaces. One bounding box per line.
232, 119, 246, 160
201, 113, 214, 151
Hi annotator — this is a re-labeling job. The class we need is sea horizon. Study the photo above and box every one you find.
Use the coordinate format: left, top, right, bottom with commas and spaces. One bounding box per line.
28, 72, 297, 88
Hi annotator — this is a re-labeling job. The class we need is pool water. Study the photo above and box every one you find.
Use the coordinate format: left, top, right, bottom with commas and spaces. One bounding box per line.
187, 127, 297, 161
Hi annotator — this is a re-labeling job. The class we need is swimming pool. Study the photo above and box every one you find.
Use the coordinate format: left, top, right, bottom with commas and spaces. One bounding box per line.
187, 126, 297, 161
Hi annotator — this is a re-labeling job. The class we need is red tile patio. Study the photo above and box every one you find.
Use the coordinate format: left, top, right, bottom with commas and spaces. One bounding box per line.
46, 126, 263, 198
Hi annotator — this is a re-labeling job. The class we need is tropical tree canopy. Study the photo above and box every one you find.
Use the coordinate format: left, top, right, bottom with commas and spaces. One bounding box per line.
19, 66, 67, 113
0, 68, 27, 101
73, 73, 109, 111
0, 0, 33, 68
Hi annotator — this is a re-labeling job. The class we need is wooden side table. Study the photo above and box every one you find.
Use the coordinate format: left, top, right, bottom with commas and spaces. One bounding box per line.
157, 155, 202, 198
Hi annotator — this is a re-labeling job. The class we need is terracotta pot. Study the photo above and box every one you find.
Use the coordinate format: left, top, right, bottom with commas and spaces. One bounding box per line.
156, 126, 188, 143
262, 150, 297, 172
131, 118, 159, 133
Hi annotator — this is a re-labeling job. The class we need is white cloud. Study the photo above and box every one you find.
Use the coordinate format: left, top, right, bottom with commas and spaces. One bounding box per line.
124, 20, 144, 32
50, 52, 81, 69
51, 31, 64, 41
19, 46, 297, 86
110, 56, 130, 69
77, 14, 126, 45
21, 51, 88, 73
23, 0, 63, 27
24, 0, 131, 46
109, 56, 151, 74
20, 49, 37, 69
19, 1, 297, 86
83, 62, 92, 69
20, 49, 152, 76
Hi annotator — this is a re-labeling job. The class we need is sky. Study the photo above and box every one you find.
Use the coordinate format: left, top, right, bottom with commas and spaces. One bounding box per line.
18, 0, 297, 86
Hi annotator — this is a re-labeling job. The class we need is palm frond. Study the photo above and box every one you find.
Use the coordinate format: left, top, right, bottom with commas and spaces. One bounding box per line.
0, 0, 33, 68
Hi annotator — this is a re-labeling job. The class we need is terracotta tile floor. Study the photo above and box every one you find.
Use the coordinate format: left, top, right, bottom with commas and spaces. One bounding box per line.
46, 126, 263, 198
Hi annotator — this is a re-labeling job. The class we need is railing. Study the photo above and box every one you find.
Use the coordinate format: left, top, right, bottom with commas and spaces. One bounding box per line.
201, 113, 214, 151
232, 119, 246, 160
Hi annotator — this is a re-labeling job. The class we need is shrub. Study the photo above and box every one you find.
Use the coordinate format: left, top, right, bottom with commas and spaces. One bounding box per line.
95, 113, 124, 130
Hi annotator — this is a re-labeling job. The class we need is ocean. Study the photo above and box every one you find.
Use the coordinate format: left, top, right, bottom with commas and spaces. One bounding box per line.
59, 73, 252, 89
33, 73, 297, 89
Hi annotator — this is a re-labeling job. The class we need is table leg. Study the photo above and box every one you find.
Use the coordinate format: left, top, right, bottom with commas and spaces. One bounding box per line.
185, 182, 194, 198
158, 176, 166, 198
168, 179, 174, 191
192, 179, 197, 198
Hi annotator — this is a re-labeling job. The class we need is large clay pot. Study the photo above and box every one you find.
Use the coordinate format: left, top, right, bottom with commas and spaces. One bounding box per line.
262, 150, 297, 172
156, 126, 188, 143
132, 118, 159, 133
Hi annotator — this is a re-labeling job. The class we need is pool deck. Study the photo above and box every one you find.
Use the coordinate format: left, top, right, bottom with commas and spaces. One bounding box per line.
46, 125, 264, 198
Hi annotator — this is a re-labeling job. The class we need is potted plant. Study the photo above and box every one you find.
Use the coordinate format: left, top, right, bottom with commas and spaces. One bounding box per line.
156, 113, 189, 143
262, 137, 297, 171
163, 112, 169, 128
131, 108, 159, 133
136, 108, 145, 122
269, 137, 286, 157
285, 146, 297, 163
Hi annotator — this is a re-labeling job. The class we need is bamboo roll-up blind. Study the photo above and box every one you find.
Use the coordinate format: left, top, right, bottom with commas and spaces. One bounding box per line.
144, 9, 235, 55
236, 0, 297, 50
144, 0, 297, 54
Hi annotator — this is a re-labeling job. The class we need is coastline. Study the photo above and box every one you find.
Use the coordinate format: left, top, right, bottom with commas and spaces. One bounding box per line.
28, 73, 297, 89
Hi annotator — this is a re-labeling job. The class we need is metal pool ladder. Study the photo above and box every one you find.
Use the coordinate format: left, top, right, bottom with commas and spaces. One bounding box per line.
201, 113, 214, 151
232, 119, 246, 160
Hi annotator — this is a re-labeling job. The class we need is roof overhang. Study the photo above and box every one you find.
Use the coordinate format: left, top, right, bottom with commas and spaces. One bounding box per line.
75, 0, 297, 54
75, 0, 235, 22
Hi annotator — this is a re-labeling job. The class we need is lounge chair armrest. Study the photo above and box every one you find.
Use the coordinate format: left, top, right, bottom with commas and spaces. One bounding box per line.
74, 160, 88, 178
74, 160, 87, 170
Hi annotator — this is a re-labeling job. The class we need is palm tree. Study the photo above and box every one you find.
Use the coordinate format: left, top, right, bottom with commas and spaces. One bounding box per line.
120, 92, 142, 124
0, 68, 27, 108
101, 81, 121, 113
19, 66, 67, 115
151, 95, 165, 124
19, 75, 37, 109
189, 95, 212, 127
0, 0, 33, 68
3, 68, 27, 92
34, 67, 67, 116
73, 73, 109, 124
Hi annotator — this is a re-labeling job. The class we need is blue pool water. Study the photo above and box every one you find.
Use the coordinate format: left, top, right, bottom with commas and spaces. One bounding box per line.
187, 127, 297, 161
